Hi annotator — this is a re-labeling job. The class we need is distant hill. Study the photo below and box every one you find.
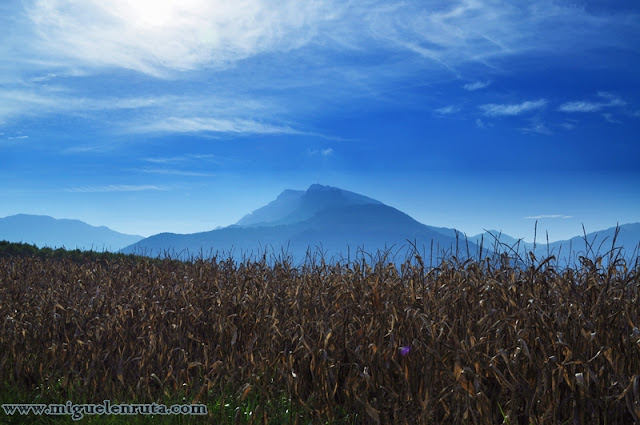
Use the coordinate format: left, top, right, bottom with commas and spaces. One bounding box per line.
0, 214, 143, 252
7, 191, 638, 265
542, 223, 640, 261
123, 185, 639, 265
123, 184, 483, 263
470, 224, 640, 265
469, 230, 527, 250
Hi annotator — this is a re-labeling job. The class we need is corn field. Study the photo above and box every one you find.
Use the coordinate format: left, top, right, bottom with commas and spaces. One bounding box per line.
1, 247, 640, 424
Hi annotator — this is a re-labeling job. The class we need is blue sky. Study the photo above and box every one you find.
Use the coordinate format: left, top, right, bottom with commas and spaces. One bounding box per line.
1, 0, 639, 241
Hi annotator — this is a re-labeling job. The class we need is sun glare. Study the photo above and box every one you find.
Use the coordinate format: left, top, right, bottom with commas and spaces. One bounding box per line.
131, 0, 177, 28
107, 0, 199, 29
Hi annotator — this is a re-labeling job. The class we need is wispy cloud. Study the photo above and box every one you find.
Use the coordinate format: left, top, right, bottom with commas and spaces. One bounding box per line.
66, 184, 166, 193
0, 87, 170, 122
524, 214, 573, 219
363, 1, 640, 75
22, 1, 639, 78
0, 89, 59, 121
602, 113, 620, 124
520, 121, 551, 135
558, 92, 626, 113
26, 0, 336, 77
480, 99, 547, 117
0, 85, 333, 140
63, 144, 117, 154
137, 168, 215, 177
143, 154, 218, 164
464, 81, 491, 91
597, 92, 625, 105
132, 117, 303, 135
2, 1, 637, 146
0, 131, 29, 143
558, 101, 602, 113
310, 148, 334, 157
435, 105, 460, 115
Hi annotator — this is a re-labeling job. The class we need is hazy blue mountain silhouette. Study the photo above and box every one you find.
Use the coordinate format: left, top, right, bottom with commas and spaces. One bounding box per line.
122, 184, 483, 262
235, 184, 383, 227
542, 223, 640, 262
0, 214, 143, 251
235, 189, 305, 227
470, 224, 640, 265
470, 230, 526, 250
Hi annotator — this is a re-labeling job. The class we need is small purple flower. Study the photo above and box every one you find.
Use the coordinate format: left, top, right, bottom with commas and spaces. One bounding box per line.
400, 346, 411, 356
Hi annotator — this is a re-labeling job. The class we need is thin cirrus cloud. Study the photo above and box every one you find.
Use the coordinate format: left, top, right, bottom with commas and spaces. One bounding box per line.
602, 113, 620, 124
23, 1, 637, 78
65, 184, 166, 193
360, 1, 639, 74
3, 0, 636, 142
558, 92, 626, 113
434, 105, 460, 115
132, 117, 304, 136
479, 99, 547, 117
143, 154, 218, 164
309, 148, 334, 157
0, 85, 334, 138
26, 0, 337, 77
558, 101, 603, 113
0, 88, 169, 122
464, 81, 491, 91
0, 89, 59, 122
475, 118, 486, 129
136, 168, 216, 177
520, 120, 551, 135
524, 215, 573, 219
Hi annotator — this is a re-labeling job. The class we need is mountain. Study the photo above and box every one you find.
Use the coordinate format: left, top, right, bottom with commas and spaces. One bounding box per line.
235, 184, 383, 227
543, 223, 640, 261
0, 214, 144, 251
469, 230, 527, 250
470, 224, 640, 265
123, 184, 484, 263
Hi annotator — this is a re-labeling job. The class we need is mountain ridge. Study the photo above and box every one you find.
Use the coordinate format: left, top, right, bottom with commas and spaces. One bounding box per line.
235, 184, 383, 227
0, 214, 143, 252
4, 187, 638, 263
122, 184, 482, 262
122, 185, 640, 263
468, 223, 640, 266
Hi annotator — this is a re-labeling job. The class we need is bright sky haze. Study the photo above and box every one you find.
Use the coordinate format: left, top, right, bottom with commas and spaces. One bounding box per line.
1, 0, 639, 242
